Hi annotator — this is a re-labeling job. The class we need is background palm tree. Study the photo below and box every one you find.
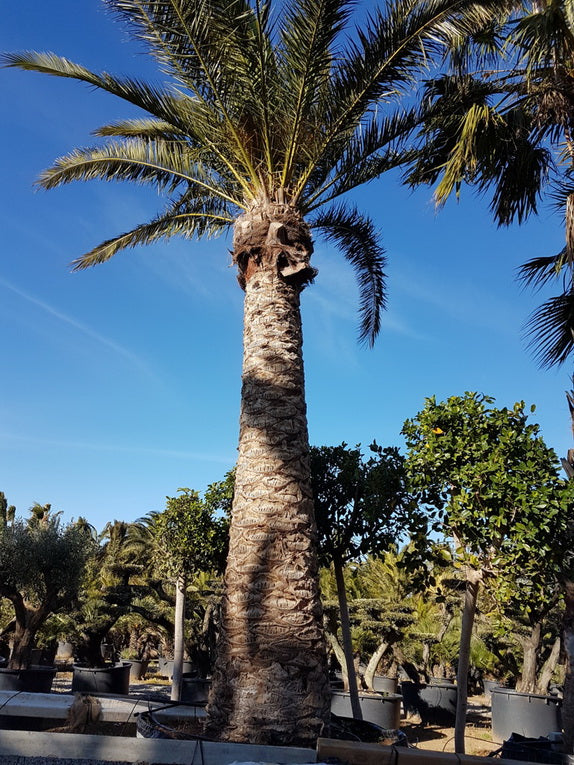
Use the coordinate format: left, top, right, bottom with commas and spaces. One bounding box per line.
4, 0, 505, 743
409, 0, 574, 368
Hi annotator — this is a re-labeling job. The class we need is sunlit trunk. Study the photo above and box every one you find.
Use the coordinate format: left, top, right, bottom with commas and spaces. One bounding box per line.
171, 574, 186, 702
563, 579, 574, 753
206, 203, 329, 745
454, 569, 481, 754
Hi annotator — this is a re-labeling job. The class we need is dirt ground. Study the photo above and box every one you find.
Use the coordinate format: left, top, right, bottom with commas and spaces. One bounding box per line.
400, 695, 499, 757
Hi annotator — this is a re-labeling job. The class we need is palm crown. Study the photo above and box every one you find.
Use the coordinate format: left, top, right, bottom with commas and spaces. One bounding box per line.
5, 0, 504, 345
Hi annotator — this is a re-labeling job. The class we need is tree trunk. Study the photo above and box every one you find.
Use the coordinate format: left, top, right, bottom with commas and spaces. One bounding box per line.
7, 601, 45, 670
562, 579, 574, 753
206, 203, 329, 745
454, 569, 481, 754
171, 574, 186, 702
363, 639, 390, 691
334, 558, 362, 719
516, 622, 542, 693
536, 635, 561, 695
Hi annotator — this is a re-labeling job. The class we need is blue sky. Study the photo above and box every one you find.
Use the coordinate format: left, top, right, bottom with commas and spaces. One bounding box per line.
2, 1, 572, 531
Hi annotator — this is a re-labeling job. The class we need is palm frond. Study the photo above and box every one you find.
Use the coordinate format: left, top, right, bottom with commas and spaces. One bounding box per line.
36, 139, 244, 208
518, 252, 571, 291
304, 108, 420, 209
312, 204, 386, 346
277, 0, 352, 187
72, 198, 233, 270
94, 118, 184, 138
105, 0, 273, 185
524, 290, 574, 369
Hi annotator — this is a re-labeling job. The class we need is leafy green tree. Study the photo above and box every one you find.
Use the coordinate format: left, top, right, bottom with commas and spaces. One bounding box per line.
310, 442, 425, 718
403, 392, 573, 753
0, 501, 94, 670
144, 488, 228, 700
4, 0, 507, 743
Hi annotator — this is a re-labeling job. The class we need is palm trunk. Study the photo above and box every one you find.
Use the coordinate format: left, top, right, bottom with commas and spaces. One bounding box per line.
171, 574, 186, 702
206, 203, 329, 745
454, 569, 481, 754
334, 557, 362, 720
516, 622, 542, 693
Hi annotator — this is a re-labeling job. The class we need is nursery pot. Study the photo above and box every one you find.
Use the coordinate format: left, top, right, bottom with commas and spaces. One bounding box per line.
330, 690, 402, 729
0, 666, 56, 693
483, 679, 501, 695
157, 657, 195, 679
401, 681, 457, 725
71, 662, 131, 695
491, 688, 562, 742
372, 676, 398, 694
180, 675, 211, 705
128, 659, 149, 681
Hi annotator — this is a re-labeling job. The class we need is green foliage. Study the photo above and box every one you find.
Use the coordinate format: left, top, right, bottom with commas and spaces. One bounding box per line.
0, 507, 95, 610
2, 0, 512, 345
310, 442, 426, 567
402, 392, 574, 610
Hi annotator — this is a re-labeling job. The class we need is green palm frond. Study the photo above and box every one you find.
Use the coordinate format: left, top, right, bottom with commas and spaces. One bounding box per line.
312, 204, 386, 346
305, 108, 420, 209
72, 198, 233, 270
94, 118, 184, 138
36, 139, 244, 208
524, 290, 574, 368
277, 0, 352, 187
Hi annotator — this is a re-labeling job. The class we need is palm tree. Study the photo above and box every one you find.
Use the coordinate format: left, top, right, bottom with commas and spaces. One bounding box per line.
4, 0, 504, 743
409, 0, 574, 368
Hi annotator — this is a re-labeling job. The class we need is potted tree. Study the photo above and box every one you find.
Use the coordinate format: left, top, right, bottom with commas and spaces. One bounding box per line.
0, 496, 93, 692
310, 442, 426, 723
403, 393, 574, 752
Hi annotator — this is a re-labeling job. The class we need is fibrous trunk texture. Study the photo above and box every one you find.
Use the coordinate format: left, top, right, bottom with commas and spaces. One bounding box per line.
206, 203, 329, 745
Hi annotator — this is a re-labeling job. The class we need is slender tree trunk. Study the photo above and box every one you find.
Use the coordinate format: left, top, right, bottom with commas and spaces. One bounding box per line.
516, 622, 542, 693
562, 579, 574, 753
324, 622, 347, 683
171, 574, 186, 702
364, 640, 390, 691
536, 635, 561, 695
334, 557, 362, 719
454, 569, 481, 754
206, 203, 329, 745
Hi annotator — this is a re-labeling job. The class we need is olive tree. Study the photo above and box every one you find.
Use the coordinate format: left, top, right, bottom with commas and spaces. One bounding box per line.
0, 500, 94, 670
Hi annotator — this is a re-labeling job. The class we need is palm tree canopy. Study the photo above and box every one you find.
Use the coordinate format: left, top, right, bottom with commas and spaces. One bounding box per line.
408, 0, 574, 366
4, 0, 507, 345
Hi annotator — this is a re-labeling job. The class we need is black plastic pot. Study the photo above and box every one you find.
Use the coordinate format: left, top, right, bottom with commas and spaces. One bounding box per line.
71, 662, 131, 695
157, 657, 195, 679
401, 681, 457, 725
128, 659, 149, 681
372, 676, 398, 693
491, 688, 562, 742
180, 675, 211, 705
484, 679, 501, 695
330, 690, 402, 729
0, 666, 56, 693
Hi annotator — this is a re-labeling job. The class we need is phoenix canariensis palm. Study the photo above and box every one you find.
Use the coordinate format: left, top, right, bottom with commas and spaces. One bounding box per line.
409, 0, 574, 368
4, 0, 508, 744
